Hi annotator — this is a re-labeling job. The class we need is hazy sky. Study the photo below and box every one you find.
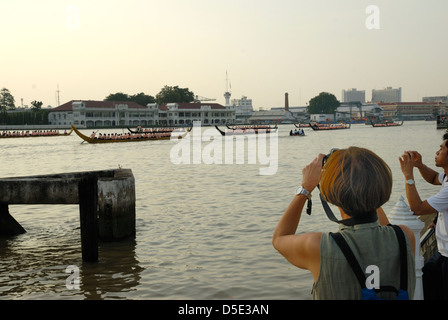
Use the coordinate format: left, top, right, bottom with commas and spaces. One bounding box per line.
2, 0, 447, 109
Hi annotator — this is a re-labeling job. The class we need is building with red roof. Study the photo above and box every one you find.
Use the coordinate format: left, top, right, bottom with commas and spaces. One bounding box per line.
378, 102, 446, 120
48, 100, 235, 127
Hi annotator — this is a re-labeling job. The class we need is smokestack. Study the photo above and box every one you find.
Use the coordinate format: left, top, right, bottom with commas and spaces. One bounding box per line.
285, 92, 289, 112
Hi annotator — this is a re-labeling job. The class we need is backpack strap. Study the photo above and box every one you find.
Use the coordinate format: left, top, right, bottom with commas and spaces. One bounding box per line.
388, 224, 408, 292
330, 225, 409, 292
330, 232, 367, 288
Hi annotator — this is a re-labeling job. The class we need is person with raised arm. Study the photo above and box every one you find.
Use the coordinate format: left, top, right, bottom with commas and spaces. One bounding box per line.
399, 133, 448, 299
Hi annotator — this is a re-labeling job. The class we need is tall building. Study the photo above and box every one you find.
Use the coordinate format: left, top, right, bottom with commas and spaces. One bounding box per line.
372, 87, 402, 103
232, 96, 254, 122
423, 95, 448, 103
342, 88, 366, 103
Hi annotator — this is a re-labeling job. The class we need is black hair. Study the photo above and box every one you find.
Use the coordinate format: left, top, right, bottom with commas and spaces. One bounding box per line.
443, 133, 448, 148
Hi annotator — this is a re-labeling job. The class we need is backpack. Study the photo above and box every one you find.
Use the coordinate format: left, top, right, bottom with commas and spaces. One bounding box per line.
330, 224, 410, 300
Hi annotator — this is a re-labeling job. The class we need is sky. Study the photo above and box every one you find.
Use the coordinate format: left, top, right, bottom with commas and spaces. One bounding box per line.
1, 0, 447, 109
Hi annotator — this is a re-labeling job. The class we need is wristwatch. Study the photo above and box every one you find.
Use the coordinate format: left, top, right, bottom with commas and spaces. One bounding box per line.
406, 179, 415, 185
296, 186, 311, 199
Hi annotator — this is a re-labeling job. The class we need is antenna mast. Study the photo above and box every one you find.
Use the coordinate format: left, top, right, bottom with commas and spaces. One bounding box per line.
224, 71, 231, 107
56, 84, 60, 106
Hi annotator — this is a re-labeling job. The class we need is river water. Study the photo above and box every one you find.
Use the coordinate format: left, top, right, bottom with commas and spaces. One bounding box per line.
0, 121, 443, 300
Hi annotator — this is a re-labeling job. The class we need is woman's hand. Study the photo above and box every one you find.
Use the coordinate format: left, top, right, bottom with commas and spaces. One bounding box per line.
301, 154, 326, 192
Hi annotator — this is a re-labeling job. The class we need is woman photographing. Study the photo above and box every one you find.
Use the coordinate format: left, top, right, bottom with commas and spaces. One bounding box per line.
272, 147, 416, 300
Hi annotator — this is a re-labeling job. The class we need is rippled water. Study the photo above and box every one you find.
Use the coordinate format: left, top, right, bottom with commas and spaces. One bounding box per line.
0, 121, 443, 299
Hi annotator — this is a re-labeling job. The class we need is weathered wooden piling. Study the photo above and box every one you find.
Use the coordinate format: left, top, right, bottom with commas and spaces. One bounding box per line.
78, 174, 99, 262
0, 169, 136, 262
0, 203, 26, 236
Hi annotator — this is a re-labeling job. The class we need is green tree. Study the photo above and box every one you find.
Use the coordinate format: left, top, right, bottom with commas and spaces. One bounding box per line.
105, 92, 130, 101
155, 85, 195, 104
31, 100, 43, 111
105, 92, 155, 106
307, 92, 340, 114
130, 92, 155, 106
0, 88, 15, 111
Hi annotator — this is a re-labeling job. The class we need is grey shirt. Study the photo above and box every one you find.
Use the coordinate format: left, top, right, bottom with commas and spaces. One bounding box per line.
312, 221, 416, 300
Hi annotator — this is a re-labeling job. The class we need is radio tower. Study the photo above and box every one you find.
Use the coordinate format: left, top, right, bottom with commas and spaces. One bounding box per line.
224, 71, 231, 107
56, 84, 61, 106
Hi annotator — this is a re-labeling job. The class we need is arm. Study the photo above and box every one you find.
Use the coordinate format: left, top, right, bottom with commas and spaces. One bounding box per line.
399, 225, 416, 256
406, 151, 440, 185
272, 154, 325, 280
399, 152, 438, 215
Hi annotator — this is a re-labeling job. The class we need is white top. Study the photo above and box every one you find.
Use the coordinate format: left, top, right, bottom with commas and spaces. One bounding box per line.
427, 172, 448, 257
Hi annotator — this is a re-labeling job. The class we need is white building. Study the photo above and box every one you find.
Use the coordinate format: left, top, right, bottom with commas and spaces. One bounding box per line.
342, 88, 366, 103
423, 95, 448, 103
372, 87, 402, 103
248, 110, 296, 124
231, 96, 254, 122
49, 100, 235, 127
271, 106, 307, 120
336, 102, 384, 120
159, 102, 235, 125
310, 114, 334, 122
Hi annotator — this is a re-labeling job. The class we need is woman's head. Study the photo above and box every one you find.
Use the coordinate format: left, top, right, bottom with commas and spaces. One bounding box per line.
319, 147, 392, 219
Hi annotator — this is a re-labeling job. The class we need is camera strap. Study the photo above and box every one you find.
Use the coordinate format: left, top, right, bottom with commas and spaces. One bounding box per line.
318, 192, 377, 227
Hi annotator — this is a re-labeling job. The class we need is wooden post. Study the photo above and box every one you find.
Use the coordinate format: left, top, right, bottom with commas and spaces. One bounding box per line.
0, 203, 26, 236
78, 175, 99, 262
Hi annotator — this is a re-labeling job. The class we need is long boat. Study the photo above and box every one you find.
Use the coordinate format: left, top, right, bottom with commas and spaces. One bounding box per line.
72, 125, 191, 144
0, 128, 73, 138
127, 126, 191, 135
215, 124, 278, 136
294, 123, 310, 128
309, 122, 351, 131
370, 120, 404, 127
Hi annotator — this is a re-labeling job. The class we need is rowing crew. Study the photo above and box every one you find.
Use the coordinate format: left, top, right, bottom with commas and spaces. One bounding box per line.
132, 126, 176, 134
90, 132, 172, 140
0, 130, 64, 137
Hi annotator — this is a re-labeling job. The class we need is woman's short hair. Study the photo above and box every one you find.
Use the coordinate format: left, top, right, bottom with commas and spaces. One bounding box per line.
319, 146, 392, 219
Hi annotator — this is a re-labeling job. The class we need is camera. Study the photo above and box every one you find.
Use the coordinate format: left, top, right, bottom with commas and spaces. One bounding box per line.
322, 148, 339, 166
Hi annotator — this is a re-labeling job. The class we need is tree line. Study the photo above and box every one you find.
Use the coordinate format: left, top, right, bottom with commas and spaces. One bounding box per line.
0, 88, 49, 125
105, 85, 195, 105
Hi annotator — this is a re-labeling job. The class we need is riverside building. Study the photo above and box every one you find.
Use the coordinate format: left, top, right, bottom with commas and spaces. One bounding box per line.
372, 87, 402, 103
48, 100, 235, 128
378, 102, 446, 120
342, 88, 366, 103
232, 96, 254, 123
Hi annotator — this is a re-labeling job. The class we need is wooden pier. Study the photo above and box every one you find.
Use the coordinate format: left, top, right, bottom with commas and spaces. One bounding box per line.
0, 169, 136, 262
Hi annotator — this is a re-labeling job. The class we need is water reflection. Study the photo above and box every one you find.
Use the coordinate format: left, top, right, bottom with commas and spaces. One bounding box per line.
80, 238, 144, 300
0, 217, 144, 299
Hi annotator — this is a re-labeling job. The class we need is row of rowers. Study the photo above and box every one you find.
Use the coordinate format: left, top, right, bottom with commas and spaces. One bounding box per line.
90, 131, 173, 140
0, 130, 66, 137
